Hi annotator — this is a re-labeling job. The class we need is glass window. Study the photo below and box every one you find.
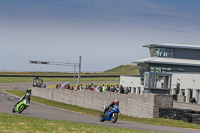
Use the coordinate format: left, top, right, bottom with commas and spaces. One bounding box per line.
138, 63, 149, 77
172, 68, 178, 71
155, 48, 173, 57
155, 67, 161, 73
150, 67, 155, 72
170, 49, 174, 57
162, 67, 172, 73
165, 76, 170, 88
144, 72, 172, 89
149, 48, 157, 57
178, 68, 184, 72
149, 74, 156, 88
156, 75, 165, 88
181, 89, 185, 96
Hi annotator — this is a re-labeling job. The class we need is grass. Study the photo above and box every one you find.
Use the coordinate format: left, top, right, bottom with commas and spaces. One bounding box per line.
0, 65, 139, 76
2, 89, 200, 130
0, 113, 160, 133
0, 77, 120, 83
104, 65, 139, 75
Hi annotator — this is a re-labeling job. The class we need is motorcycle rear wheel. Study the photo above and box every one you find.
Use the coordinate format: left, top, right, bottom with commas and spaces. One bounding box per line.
12, 107, 16, 113
111, 113, 118, 123
99, 112, 105, 122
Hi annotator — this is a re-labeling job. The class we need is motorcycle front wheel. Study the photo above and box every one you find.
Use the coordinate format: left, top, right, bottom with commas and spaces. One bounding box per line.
99, 112, 105, 122
18, 105, 26, 113
111, 113, 118, 123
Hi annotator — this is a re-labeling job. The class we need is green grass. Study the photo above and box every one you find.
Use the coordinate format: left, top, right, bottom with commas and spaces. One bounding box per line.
2, 89, 200, 130
0, 65, 139, 76
0, 113, 160, 133
0, 77, 120, 83
104, 65, 139, 75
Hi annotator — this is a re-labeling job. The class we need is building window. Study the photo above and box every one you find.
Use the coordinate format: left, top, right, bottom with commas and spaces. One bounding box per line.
149, 48, 157, 57
162, 67, 172, 73
181, 89, 185, 96
155, 48, 173, 57
144, 72, 172, 89
138, 63, 149, 77
178, 68, 184, 72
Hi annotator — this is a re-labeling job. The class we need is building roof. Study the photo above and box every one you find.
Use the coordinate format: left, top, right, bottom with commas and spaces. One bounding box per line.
133, 57, 200, 67
143, 43, 200, 50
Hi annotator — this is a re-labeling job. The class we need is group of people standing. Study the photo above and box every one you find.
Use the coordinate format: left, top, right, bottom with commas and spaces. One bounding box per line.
83, 83, 130, 94
56, 82, 130, 94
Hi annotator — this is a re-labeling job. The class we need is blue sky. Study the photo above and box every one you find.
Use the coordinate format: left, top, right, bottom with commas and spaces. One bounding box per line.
1, 0, 200, 72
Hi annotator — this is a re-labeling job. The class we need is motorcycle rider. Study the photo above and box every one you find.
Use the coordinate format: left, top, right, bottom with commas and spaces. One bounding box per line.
103, 99, 119, 115
14, 88, 31, 106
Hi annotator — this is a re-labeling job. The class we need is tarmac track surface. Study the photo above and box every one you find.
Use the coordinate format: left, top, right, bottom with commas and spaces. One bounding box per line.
0, 91, 200, 133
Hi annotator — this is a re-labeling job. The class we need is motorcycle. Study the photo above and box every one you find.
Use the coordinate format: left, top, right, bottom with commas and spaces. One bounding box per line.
99, 105, 120, 123
12, 99, 29, 113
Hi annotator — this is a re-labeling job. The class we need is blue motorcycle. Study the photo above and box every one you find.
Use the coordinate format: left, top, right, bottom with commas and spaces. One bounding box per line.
99, 105, 120, 123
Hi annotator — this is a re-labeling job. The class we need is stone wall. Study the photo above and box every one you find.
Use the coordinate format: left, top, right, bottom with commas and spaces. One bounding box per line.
32, 87, 173, 118
173, 101, 200, 111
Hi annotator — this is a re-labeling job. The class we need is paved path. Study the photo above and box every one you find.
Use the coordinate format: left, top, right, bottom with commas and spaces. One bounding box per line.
0, 91, 199, 133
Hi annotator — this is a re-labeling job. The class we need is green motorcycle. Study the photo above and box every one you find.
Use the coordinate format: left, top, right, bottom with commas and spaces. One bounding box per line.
12, 99, 29, 113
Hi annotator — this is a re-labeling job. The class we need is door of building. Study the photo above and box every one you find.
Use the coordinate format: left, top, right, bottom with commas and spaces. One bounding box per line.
189, 89, 193, 103
197, 90, 200, 104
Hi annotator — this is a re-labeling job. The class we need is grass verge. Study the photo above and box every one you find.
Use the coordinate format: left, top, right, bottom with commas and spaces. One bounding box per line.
2, 89, 200, 130
0, 113, 159, 133
0, 77, 120, 83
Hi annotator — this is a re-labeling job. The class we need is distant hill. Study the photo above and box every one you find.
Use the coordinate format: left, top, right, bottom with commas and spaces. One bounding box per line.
0, 65, 139, 76
103, 65, 139, 75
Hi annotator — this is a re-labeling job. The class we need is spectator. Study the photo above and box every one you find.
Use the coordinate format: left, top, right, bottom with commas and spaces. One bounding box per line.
125, 87, 130, 94
102, 84, 106, 92
70, 86, 74, 90
57, 84, 61, 89
91, 83, 94, 90
68, 83, 71, 89
119, 85, 124, 94
65, 83, 68, 89
77, 85, 80, 90
89, 85, 93, 91
190, 97, 197, 104
106, 84, 110, 91
85, 84, 88, 90
116, 84, 119, 89
110, 85, 113, 92
111, 85, 116, 92
79, 84, 83, 90
99, 86, 102, 92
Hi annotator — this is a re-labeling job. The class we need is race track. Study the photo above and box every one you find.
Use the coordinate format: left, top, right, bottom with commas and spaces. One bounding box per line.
0, 91, 199, 133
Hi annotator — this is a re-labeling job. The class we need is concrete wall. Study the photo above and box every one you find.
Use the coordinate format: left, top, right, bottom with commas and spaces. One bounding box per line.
173, 101, 200, 111
32, 87, 173, 118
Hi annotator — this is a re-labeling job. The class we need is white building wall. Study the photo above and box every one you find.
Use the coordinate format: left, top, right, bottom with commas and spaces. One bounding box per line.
120, 75, 143, 94
171, 73, 200, 103
120, 73, 200, 104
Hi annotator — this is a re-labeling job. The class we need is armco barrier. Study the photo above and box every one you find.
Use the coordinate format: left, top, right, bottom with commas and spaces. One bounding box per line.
32, 87, 173, 118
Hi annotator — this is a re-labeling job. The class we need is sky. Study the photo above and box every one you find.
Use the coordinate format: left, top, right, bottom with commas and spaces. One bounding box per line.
1, 0, 200, 72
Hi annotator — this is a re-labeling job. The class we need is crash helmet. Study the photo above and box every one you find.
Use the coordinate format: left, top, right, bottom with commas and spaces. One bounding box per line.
114, 99, 119, 106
